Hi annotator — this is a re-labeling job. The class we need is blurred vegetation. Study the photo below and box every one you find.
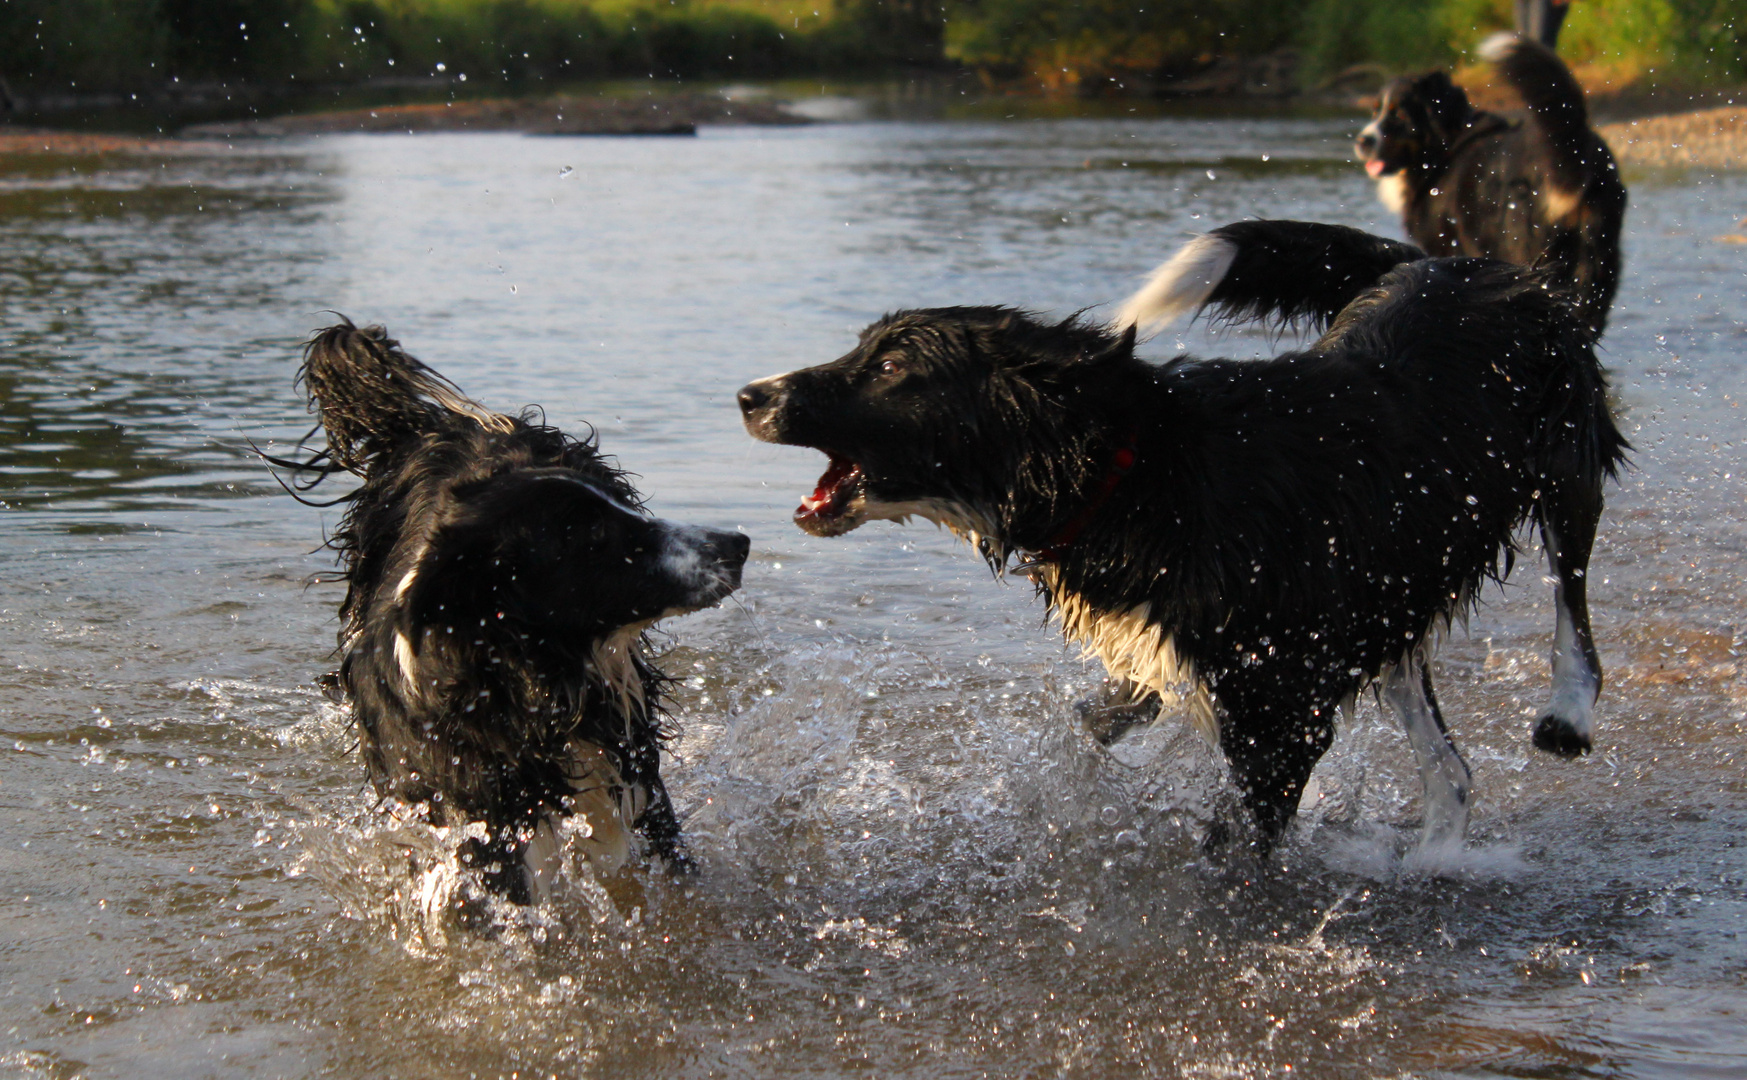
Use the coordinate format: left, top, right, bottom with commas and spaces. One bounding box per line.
0, 0, 942, 92
943, 0, 1298, 90
944, 0, 1743, 90
1297, 0, 1746, 84
0, 0, 1738, 96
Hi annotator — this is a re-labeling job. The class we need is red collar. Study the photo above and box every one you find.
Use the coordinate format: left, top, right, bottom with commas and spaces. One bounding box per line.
1029, 433, 1139, 565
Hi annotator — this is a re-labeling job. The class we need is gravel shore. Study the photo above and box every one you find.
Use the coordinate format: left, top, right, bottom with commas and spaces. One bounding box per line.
179, 92, 808, 138
1600, 106, 1747, 170
1, 98, 1742, 170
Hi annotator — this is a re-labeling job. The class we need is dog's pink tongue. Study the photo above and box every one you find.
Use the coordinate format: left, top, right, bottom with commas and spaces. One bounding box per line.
1365, 159, 1387, 178
799, 455, 860, 517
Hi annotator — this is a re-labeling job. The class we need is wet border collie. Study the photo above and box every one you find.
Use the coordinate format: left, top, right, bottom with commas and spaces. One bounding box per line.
740, 220, 1624, 849
1354, 33, 1625, 337
271, 321, 748, 902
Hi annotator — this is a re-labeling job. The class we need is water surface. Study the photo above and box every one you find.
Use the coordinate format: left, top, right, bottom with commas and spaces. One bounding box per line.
0, 118, 1743, 1078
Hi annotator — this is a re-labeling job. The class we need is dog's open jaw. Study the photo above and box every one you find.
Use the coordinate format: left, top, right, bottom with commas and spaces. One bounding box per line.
793, 451, 994, 542
795, 453, 869, 536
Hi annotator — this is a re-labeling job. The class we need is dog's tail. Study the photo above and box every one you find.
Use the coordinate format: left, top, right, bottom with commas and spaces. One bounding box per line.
1113, 220, 1425, 339
1478, 33, 1601, 199
299, 319, 512, 473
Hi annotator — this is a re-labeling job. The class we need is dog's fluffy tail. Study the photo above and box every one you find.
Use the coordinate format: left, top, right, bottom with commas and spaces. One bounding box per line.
1114, 220, 1425, 339
299, 319, 511, 473
1479, 33, 1600, 198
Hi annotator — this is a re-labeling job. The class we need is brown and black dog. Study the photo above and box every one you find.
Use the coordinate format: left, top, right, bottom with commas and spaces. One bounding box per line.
1355, 33, 1625, 337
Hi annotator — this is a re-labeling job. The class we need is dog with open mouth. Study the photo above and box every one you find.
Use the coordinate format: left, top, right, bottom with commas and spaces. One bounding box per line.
740, 220, 1624, 850
1354, 33, 1625, 338
272, 320, 749, 902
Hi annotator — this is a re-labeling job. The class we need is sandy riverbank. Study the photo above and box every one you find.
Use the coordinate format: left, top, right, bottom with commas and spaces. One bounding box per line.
1599, 106, 1747, 170
178, 92, 807, 138
3, 96, 1746, 171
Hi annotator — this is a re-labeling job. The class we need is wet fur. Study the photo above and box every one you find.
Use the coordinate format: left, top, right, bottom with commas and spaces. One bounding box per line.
1354, 34, 1626, 337
273, 321, 746, 901
741, 225, 1625, 845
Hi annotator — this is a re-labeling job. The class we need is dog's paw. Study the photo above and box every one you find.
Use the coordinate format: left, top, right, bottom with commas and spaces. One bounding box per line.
1531, 712, 1592, 757
1075, 681, 1162, 746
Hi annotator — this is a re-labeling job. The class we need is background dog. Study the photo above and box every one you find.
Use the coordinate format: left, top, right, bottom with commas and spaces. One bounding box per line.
273, 321, 748, 902
1354, 33, 1625, 337
740, 220, 1624, 850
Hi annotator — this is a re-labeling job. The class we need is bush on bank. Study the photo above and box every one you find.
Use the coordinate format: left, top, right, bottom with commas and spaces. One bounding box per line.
942, 0, 1745, 90
0, 0, 942, 92
0, 0, 1739, 97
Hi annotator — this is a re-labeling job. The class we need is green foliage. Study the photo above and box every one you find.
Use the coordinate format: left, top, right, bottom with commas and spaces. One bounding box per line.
1298, 0, 1509, 81
1298, 0, 1742, 84
944, 0, 1743, 89
0, 0, 167, 89
0, 0, 1737, 94
0, 0, 939, 92
1560, 0, 1746, 80
944, 0, 1297, 83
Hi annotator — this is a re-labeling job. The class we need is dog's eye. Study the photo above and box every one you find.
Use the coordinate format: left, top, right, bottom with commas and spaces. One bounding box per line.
880, 358, 904, 377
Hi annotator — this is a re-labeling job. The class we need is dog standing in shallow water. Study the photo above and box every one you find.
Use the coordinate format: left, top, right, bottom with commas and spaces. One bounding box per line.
275, 321, 748, 902
1354, 33, 1625, 338
740, 220, 1624, 849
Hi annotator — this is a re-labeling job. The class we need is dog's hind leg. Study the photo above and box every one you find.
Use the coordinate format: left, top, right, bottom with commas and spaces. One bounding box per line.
1534, 485, 1604, 756
1382, 659, 1472, 848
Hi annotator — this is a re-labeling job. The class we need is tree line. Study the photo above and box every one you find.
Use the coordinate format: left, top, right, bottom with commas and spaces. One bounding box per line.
0, 0, 1738, 96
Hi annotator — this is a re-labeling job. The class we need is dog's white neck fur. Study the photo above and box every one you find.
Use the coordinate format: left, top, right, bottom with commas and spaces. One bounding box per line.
1375, 172, 1411, 216
862, 495, 997, 541
1113, 233, 1239, 340
589, 622, 652, 728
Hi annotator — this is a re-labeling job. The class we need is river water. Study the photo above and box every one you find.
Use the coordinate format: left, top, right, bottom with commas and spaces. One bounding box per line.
0, 111, 1743, 1078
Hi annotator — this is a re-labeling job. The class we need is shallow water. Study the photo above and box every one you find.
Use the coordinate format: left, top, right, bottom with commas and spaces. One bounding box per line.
0, 116, 1743, 1079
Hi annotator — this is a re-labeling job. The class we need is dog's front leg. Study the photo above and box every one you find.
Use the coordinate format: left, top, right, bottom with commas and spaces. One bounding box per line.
1215, 693, 1336, 851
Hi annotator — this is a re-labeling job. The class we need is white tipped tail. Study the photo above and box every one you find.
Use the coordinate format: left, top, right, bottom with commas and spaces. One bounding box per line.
1112, 233, 1238, 340
1476, 31, 1519, 63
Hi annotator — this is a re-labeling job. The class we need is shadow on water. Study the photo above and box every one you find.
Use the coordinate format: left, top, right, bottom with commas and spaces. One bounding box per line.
0, 119, 1741, 1078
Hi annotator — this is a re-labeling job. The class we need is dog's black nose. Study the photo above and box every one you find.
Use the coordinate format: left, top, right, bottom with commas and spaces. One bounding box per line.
737, 383, 769, 417
708, 529, 752, 589
1356, 132, 1379, 154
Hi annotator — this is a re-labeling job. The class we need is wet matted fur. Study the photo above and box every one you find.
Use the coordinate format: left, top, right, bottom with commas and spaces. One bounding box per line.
1354, 33, 1626, 338
272, 320, 748, 901
740, 221, 1625, 849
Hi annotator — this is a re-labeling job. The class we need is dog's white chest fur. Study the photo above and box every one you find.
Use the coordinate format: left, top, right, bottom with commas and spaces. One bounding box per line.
1375, 173, 1411, 216
1035, 566, 1217, 744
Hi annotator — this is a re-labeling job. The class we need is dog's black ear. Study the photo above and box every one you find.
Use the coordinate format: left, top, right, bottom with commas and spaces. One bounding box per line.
1414, 71, 1473, 143
1088, 324, 1137, 365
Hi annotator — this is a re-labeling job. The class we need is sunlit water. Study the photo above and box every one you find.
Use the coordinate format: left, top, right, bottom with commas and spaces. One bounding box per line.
0, 114, 1743, 1079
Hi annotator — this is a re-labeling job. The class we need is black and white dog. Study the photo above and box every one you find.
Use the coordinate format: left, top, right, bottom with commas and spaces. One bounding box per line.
740, 220, 1624, 849
1354, 33, 1625, 338
274, 321, 748, 902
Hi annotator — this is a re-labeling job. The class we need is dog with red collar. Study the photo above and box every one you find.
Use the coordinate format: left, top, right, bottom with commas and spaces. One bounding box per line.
739, 220, 1624, 852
